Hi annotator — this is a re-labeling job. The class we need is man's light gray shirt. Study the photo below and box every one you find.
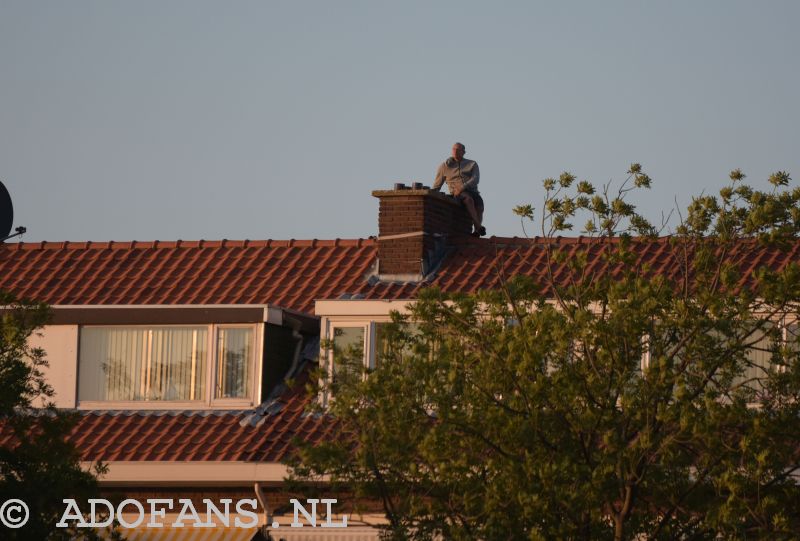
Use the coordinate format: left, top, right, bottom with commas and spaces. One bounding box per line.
433, 157, 480, 194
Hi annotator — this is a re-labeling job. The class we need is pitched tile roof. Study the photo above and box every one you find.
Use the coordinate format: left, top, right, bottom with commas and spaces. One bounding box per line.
0, 370, 330, 463
2, 236, 799, 314
0, 239, 376, 314
351, 235, 800, 300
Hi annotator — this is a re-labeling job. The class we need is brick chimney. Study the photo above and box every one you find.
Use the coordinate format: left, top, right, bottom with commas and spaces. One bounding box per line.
372, 183, 473, 281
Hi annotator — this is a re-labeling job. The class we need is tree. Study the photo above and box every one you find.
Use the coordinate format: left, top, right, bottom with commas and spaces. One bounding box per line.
293, 167, 800, 540
0, 291, 113, 540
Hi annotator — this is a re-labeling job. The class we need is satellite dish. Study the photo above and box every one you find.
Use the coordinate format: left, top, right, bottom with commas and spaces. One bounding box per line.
0, 181, 12, 239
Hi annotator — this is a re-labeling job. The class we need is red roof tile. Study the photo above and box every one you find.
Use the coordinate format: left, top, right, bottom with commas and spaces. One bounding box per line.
0, 239, 377, 314
0, 368, 332, 463
349, 236, 800, 300
2, 236, 799, 315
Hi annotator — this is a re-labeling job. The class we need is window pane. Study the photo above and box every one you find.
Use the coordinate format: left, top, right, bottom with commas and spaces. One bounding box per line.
733, 323, 776, 394
374, 323, 419, 368
785, 323, 799, 357
374, 323, 390, 369
216, 328, 252, 399
79, 327, 207, 401
332, 326, 365, 383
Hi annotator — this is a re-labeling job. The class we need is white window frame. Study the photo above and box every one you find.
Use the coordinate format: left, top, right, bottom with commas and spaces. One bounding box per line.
320, 318, 386, 407
76, 323, 262, 410
322, 317, 403, 372
316, 302, 414, 372
326, 319, 371, 372
741, 316, 795, 382
370, 319, 412, 370
212, 324, 261, 408
640, 315, 797, 383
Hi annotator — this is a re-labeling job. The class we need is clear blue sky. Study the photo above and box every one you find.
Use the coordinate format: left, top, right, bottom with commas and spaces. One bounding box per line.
1, 1, 798, 242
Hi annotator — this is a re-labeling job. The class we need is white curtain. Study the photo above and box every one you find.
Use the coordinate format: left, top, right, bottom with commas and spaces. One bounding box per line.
731, 323, 776, 393
79, 327, 207, 401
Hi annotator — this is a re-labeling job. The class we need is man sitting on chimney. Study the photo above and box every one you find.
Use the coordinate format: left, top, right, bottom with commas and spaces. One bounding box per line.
433, 142, 486, 237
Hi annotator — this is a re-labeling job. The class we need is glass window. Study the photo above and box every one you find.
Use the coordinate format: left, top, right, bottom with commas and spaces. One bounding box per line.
332, 326, 365, 384
785, 322, 799, 356
744, 331, 773, 388
374, 322, 420, 369
79, 327, 208, 401
215, 327, 253, 399
732, 322, 777, 394
374, 323, 391, 369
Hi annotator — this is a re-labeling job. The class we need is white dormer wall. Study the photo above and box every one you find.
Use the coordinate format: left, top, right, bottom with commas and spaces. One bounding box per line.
29, 325, 79, 408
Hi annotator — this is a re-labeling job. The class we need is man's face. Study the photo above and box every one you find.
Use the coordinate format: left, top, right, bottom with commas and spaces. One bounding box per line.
451, 144, 465, 161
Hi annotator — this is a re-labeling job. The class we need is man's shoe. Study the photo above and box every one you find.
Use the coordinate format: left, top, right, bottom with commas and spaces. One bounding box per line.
478, 226, 487, 237
470, 229, 480, 237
